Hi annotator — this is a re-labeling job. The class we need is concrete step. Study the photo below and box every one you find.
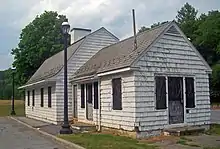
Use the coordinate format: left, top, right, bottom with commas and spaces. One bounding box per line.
163, 126, 205, 136
70, 120, 96, 131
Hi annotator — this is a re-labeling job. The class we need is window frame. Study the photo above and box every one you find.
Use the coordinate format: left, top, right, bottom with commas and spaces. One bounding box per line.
112, 78, 122, 110
32, 90, 35, 107
48, 86, 52, 108
185, 77, 196, 109
94, 82, 98, 109
155, 76, 167, 110
81, 84, 85, 108
40, 88, 44, 107
27, 91, 30, 106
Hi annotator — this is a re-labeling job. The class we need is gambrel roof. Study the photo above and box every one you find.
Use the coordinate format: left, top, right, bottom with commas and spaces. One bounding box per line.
73, 21, 212, 79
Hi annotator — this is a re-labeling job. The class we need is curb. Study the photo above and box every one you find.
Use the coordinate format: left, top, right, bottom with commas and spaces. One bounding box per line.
9, 116, 85, 149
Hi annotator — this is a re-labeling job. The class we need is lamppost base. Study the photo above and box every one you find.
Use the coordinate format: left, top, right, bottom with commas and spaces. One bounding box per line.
10, 111, 16, 115
60, 124, 72, 134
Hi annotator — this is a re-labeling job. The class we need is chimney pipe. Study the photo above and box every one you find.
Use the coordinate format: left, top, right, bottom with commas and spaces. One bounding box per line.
132, 9, 137, 50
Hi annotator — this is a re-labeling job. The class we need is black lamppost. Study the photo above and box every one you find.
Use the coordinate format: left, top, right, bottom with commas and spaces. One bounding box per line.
59, 19, 72, 134
11, 68, 16, 115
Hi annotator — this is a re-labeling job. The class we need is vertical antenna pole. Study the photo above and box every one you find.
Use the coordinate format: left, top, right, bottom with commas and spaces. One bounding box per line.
132, 9, 137, 50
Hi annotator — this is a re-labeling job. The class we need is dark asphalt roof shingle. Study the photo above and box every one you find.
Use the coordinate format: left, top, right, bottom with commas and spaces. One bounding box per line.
27, 38, 85, 84
74, 22, 172, 78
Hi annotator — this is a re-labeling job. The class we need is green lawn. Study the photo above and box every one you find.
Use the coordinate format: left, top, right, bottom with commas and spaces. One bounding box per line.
59, 133, 156, 149
206, 124, 220, 135
0, 100, 25, 116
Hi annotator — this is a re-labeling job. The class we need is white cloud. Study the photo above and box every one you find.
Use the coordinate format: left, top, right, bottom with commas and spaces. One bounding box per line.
8, 0, 220, 38
0, 0, 219, 69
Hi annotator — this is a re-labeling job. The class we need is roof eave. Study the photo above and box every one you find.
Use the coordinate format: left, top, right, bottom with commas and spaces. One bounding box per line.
18, 78, 57, 89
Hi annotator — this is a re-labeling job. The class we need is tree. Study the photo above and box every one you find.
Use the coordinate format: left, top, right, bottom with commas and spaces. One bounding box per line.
151, 21, 169, 28
192, 11, 220, 66
176, 2, 198, 24
138, 21, 168, 34
11, 11, 67, 85
138, 26, 149, 34
176, 3, 198, 40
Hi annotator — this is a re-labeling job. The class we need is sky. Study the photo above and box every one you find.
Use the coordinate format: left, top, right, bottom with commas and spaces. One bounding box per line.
0, 0, 219, 70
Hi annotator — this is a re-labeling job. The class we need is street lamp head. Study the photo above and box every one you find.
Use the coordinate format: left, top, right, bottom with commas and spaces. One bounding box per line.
61, 19, 70, 35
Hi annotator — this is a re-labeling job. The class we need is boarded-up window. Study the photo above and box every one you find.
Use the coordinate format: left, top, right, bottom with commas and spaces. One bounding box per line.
94, 82, 98, 109
155, 76, 167, 109
81, 84, 85, 108
40, 88, 44, 107
87, 84, 93, 104
48, 87, 52, 108
185, 77, 195, 108
112, 78, 122, 110
27, 91, 30, 106
32, 90, 35, 106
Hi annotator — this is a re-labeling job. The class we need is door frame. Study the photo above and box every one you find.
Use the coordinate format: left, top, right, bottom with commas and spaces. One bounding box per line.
167, 76, 185, 125
155, 73, 195, 127
72, 84, 78, 118
86, 83, 93, 121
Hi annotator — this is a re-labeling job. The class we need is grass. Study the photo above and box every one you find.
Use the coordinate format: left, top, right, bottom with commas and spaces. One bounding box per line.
0, 100, 25, 116
59, 133, 156, 149
205, 124, 220, 135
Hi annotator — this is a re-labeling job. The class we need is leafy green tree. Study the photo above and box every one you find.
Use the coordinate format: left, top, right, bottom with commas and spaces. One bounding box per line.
176, 2, 198, 40
11, 11, 67, 85
151, 21, 169, 28
138, 26, 150, 34
138, 21, 168, 34
194, 11, 220, 65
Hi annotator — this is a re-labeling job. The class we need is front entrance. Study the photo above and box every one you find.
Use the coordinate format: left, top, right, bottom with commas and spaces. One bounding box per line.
168, 77, 184, 124
73, 85, 77, 118
86, 83, 93, 120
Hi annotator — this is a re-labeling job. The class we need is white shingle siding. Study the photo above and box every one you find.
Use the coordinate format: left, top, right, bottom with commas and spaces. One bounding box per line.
133, 33, 210, 131
76, 72, 136, 131
25, 28, 118, 124
99, 72, 136, 130
55, 28, 118, 122
25, 83, 57, 124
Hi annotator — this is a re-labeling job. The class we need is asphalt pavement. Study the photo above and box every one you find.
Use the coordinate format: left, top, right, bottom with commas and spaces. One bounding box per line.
0, 117, 68, 149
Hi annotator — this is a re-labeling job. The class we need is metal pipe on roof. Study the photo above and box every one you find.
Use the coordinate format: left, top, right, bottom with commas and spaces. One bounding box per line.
132, 9, 137, 50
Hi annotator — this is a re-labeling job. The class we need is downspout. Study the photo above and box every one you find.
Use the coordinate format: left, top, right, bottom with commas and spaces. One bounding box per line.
98, 78, 101, 131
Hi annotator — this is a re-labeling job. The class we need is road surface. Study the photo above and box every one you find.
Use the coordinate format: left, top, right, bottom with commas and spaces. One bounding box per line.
211, 109, 220, 124
0, 117, 68, 149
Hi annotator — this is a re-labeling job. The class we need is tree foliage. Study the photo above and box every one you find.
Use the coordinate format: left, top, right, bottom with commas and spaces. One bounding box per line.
138, 26, 150, 34
0, 69, 21, 100
138, 21, 168, 34
11, 11, 67, 86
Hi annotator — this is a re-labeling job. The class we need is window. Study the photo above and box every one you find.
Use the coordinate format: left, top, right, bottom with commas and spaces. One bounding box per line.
81, 84, 85, 108
185, 77, 195, 108
94, 82, 98, 109
40, 88, 44, 107
112, 78, 122, 110
27, 91, 30, 106
32, 90, 35, 106
48, 87, 52, 108
87, 84, 92, 104
155, 76, 167, 109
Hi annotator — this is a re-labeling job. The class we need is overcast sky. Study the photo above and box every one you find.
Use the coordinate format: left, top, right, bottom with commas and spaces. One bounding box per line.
0, 0, 219, 70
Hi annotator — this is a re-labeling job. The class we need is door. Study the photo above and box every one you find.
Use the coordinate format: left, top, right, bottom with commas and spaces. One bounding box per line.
73, 85, 78, 118
86, 83, 93, 120
168, 77, 184, 124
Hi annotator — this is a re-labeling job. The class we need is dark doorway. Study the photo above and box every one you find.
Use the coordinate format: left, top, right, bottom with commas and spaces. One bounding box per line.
73, 85, 78, 118
168, 77, 184, 124
86, 83, 93, 120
